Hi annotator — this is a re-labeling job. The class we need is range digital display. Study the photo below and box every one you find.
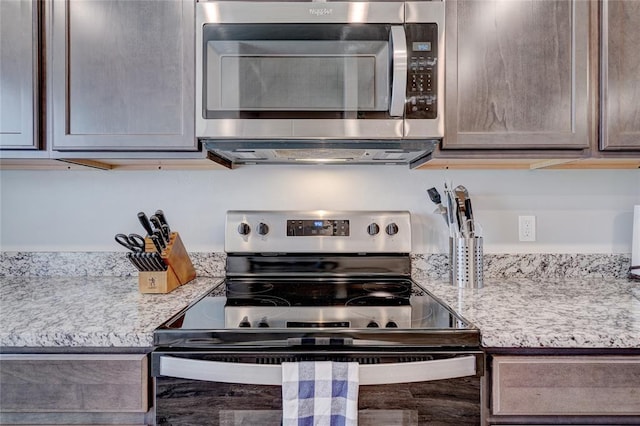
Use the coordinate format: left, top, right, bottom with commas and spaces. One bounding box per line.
287, 219, 350, 237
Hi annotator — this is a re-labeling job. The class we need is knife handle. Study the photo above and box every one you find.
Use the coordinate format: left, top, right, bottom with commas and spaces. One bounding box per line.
150, 234, 164, 253
153, 229, 167, 248
137, 212, 154, 237
160, 224, 170, 241
127, 252, 143, 271
155, 210, 170, 229
129, 252, 149, 271
149, 215, 162, 231
149, 252, 168, 271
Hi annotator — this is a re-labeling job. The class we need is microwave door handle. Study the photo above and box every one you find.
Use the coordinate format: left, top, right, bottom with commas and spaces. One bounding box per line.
159, 355, 476, 385
389, 26, 408, 117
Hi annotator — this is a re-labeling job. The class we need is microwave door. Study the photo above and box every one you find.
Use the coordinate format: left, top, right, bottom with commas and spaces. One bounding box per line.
197, 23, 406, 139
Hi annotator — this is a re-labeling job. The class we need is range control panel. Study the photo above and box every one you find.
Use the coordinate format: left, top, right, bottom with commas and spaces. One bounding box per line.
226, 210, 411, 254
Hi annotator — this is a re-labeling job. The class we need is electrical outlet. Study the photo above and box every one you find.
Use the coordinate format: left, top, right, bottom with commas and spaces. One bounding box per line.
519, 215, 536, 242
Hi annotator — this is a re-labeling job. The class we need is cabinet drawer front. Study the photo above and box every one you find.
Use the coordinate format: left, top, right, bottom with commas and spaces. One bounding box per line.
492, 356, 640, 416
0, 354, 149, 413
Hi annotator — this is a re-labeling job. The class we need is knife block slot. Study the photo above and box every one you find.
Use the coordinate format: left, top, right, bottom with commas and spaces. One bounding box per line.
139, 232, 196, 294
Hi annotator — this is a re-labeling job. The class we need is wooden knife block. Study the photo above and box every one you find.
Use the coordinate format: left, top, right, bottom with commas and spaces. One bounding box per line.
138, 232, 196, 294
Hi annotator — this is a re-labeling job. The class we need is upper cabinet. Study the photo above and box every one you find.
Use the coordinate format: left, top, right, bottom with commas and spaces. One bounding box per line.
49, 0, 196, 152
600, 0, 640, 151
443, 0, 592, 150
0, 0, 39, 150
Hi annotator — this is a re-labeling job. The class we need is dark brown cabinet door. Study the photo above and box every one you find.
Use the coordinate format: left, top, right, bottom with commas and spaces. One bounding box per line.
444, 0, 591, 150
50, 0, 196, 152
600, 0, 640, 151
0, 0, 38, 150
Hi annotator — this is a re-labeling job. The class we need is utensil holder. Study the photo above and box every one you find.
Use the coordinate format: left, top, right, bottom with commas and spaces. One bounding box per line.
449, 236, 483, 289
138, 232, 196, 294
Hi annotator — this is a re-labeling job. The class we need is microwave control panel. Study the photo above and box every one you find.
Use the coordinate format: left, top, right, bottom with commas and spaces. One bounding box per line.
405, 23, 438, 120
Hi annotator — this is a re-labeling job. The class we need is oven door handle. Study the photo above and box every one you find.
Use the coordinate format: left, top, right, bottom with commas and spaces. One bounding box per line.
159, 355, 476, 386
389, 25, 407, 117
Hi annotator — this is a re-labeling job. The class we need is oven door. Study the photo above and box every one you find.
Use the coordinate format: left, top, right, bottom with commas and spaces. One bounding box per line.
153, 351, 483, 425
196, 1, 408, 139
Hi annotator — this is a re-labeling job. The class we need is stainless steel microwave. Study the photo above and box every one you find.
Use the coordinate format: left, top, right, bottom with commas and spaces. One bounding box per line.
196, 1, 444, 166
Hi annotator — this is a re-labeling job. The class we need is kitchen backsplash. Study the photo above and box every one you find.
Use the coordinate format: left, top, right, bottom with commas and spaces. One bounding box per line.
0, 252, 631, 279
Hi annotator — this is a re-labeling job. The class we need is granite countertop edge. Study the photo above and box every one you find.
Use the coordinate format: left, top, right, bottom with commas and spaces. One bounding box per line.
1, 275, 638, 351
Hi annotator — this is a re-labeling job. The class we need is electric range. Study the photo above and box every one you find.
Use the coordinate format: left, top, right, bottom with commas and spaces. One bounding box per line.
152, 211, 483, 425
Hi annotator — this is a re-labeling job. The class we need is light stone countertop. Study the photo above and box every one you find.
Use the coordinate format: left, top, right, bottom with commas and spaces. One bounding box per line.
1, 275, 638, 350
414, 277, 640, 349
0, 276, 223, 348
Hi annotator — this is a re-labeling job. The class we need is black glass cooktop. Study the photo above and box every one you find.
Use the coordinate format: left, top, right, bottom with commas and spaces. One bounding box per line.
154, 279, 480, 349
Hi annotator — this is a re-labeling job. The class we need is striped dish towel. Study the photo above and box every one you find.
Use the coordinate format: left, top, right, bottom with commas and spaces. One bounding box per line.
282, 361, 359, 426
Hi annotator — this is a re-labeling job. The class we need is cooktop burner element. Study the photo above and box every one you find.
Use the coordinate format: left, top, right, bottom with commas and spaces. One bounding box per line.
225, 279, 412, 305
223, 278, 413, 328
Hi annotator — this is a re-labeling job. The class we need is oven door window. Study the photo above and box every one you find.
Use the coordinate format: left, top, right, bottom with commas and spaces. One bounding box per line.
202, 24, 393, 118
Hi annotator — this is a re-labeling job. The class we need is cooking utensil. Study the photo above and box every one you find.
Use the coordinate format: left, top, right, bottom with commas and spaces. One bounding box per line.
426, 187, 448, 224
115, 233, 145, 252
454, 185, 474, 237
137, 212, 154, 237
443, 182, 459, 238
454, 196, 466, 237
464, 198, 475, 237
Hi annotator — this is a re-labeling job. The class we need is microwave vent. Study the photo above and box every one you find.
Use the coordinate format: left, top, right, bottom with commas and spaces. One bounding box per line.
274, 149, 365, 161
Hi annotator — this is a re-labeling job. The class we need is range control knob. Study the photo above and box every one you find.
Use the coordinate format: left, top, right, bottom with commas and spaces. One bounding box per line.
386, 223, 399, 236
367, 223, 380, 235
366, 321, 380, 328
385, 321, 398, 328
257, 222, 269, 236
238, 223, 251, 236
239, 316, 251, 328
258, 318, 270, 328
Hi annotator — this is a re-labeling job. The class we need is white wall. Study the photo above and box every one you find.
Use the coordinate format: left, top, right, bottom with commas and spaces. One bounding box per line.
1, 166, 638, 254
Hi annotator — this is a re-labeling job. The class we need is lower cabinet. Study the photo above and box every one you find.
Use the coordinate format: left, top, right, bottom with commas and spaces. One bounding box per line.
488, 355, 640, 425
0, 353, 152, 425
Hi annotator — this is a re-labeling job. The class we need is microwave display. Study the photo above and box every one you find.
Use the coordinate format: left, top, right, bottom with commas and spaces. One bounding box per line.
412, 42, 432, 52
